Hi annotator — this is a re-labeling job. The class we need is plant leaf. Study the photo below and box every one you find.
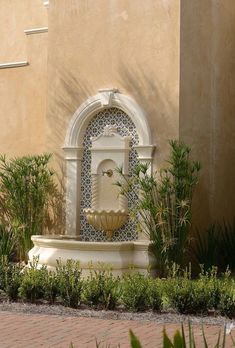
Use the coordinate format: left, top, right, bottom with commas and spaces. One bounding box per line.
129, 330, 142, 348
163, 328, 173, 348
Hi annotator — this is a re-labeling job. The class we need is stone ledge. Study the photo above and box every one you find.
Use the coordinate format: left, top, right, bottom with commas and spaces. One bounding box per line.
0, 61, 28, 69
24, 27, 48, 35
29, 235, 156, 276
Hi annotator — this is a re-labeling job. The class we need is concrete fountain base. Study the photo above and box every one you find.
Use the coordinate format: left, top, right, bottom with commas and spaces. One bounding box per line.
29, 235, 156, 276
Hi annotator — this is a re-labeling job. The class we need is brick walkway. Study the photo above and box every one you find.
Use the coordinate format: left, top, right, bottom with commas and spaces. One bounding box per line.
0, 311, 233, 348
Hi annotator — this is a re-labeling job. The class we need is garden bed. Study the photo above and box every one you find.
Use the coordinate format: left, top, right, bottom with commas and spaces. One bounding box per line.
0, 258, 235, 320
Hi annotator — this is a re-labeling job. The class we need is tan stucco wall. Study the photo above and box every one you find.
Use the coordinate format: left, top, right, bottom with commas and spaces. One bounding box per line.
0, 0, 48, 156
180, 1, 235, 226
46, 0, 180, 169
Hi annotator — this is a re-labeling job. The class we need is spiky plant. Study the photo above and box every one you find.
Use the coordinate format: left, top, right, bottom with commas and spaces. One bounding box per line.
116, 140, 201, 276
129, 322, 230, 348
191, 220, 235, 273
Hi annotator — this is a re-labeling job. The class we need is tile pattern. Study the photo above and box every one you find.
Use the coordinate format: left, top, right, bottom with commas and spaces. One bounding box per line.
80, 107, 139, 241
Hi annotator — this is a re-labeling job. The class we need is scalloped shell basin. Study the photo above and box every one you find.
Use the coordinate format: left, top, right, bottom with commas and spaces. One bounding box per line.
28, 235, 156, 276
83, 209, 128, 240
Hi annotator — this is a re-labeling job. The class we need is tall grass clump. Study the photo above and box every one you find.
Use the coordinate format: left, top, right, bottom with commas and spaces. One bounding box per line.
191, 220, 235, 273
0, 224, 17, 260
116, 140, 200, 276
0, 154, 62, 261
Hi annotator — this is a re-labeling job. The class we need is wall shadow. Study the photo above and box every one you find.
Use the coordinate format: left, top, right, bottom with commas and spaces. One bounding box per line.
180, 1, 235, 228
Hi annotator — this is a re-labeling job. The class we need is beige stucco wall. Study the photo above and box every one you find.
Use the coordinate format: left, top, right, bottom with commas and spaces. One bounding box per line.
0, 0, 48, 156
180, 1, 235, 226
46, 0, 180, 170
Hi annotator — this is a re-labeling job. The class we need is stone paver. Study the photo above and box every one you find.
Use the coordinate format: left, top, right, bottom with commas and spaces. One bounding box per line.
0, 311, 233, 347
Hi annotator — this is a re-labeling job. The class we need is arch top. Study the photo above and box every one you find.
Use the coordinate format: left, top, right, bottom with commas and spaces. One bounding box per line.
63, 89, 153, 149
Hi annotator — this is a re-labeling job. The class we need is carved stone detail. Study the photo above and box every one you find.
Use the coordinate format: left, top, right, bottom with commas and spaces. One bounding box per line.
98, 89, 118, 107
43, 0, 49, 8
102, 124, 118, 136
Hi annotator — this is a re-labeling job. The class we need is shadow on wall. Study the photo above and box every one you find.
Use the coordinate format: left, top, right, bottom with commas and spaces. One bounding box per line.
118, 63, 210, 230
48, 63, 179, 170
180, 1, 235, 227
117, 62, 179, 167
47, 68, 92, 165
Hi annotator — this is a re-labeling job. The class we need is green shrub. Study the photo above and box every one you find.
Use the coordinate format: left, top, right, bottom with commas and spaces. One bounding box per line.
44, 271, 59, 304
0, 257, 23, 301
121, 272, 149, 311
147, 278, 162, 311
218, 275, 235, 318
116, 140, 201, 277
166, 266, 226, 315
82, 268, 120, 310
170, 278, 194, 314
4, 261, 23, 301
169, 275, 211, 314
19, 257, 47, 302
197, 266, 222, 310
101, 272, 120, 310
219, 291, 235, 318
56, 259, 82, 308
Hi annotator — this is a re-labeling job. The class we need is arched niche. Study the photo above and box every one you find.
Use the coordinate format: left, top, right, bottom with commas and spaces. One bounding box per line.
63, 89, 155, 236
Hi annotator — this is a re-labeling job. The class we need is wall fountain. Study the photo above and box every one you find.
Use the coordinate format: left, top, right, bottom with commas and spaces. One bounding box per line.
84, 124, 129, 241
29, 90, 156, 275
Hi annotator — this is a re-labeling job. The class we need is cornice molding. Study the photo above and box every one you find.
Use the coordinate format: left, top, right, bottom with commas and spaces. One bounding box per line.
24, 27, 48, 35
0, 61, 29, 69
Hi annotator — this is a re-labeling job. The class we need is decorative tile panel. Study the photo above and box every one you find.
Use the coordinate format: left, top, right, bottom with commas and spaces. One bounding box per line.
80, 107, 139, 241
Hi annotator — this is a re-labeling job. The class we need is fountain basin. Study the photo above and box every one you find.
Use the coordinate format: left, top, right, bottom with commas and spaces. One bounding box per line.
84, 209, 128, 240
29, 235, 156, 276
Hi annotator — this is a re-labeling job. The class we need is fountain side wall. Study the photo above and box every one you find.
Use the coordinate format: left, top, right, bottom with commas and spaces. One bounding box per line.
29, 236, 156, 276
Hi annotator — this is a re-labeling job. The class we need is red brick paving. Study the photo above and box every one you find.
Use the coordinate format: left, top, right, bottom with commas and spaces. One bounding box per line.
0, 311, 233, 348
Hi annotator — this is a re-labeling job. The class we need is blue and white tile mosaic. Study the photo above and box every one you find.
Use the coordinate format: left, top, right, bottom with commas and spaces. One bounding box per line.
80, 107, 139, 241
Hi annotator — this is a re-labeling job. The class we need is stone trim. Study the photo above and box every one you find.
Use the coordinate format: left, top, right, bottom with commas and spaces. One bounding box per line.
43, 0, 49, 8
64, 89, 152, 147
29, 236, 155, 274
0, 61, 29, 69
24, 27, 48, 35
31, 236, 136, 251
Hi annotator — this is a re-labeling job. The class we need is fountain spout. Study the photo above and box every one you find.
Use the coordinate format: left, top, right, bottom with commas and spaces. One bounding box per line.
102, 169, 113, 177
